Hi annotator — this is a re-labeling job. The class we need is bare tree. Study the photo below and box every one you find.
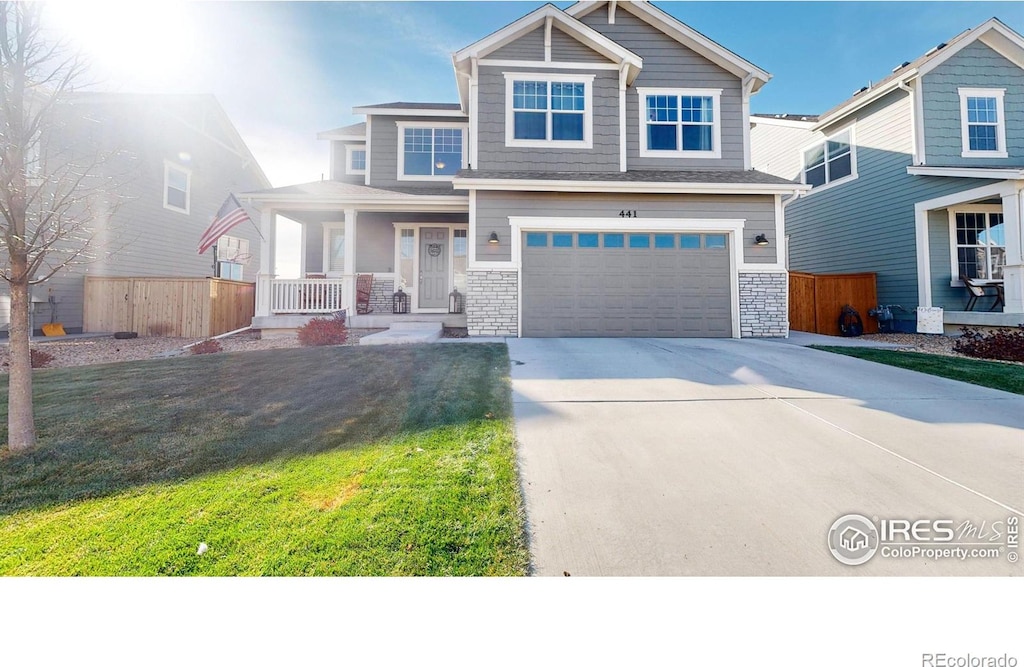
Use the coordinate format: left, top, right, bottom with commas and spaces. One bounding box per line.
1, 3, 128, 452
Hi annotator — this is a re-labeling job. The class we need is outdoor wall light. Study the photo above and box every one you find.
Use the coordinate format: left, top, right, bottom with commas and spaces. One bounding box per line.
754, 234, 769, 246
488, 232, 500, 245
435, 161, 446, 170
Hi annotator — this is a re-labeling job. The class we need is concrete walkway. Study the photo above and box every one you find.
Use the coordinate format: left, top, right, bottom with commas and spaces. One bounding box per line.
771, 331, 910, 349
508, 337, 1023, 576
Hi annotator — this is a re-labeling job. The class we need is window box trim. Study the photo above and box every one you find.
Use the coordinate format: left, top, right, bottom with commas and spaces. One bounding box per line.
344, 144, 367, 175
958, 87, 1008, 158
637, 87, 723, 159
503, 72, 595, 149
798, 124, 858, 194
163, 160, 191, 214
396, 121, 468, 182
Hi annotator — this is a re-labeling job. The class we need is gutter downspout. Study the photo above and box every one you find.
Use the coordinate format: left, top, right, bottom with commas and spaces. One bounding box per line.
897, 80, 920, 165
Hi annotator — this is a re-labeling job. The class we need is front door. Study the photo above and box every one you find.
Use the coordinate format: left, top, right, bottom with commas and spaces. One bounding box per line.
419, 227, 448, 309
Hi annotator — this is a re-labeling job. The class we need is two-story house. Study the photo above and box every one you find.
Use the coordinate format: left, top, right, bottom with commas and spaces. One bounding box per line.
1, 93, 269, 336
246, 1, 806, 338
751, 18, 1024, 333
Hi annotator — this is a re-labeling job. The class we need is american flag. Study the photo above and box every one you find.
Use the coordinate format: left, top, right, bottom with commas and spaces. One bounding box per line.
197, 194, 253, 254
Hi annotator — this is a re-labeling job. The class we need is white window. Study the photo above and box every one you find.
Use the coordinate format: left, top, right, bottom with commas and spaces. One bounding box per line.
323, 225, 345, 274
950, 209, 1005, 282
638, 87, 722, 158
397, 122, 466, 181
504, 73, 594, 149
215, 235, 250, 281
163, 161, 191, 214
958, 88, 1007, 158
345, 145, 366, 175
801, 128, 856, 189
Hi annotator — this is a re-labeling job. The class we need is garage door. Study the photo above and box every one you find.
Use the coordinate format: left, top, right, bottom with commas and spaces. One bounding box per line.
521, 231, 732, 337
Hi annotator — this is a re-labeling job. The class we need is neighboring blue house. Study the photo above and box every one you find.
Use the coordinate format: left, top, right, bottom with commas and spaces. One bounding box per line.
751, 18, 1024, 332
245, 1, 807, 339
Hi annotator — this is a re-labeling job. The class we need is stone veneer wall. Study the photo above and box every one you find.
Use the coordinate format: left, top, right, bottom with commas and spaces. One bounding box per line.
739, 271, 788, 337
368, 277, 394, 313
466, 270, 518, 336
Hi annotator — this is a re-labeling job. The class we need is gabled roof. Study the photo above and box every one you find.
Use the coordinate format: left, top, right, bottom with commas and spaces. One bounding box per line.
316, 122, 366, 141
452, 3, 643, 110
566, 1, 771, 92
814, 17, 1024, 130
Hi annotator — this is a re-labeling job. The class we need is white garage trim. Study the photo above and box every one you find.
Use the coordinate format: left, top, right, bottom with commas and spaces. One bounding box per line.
509, 216, 745, 338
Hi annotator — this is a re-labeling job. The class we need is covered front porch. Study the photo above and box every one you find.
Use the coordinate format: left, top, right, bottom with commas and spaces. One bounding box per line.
242, 181, 469, 332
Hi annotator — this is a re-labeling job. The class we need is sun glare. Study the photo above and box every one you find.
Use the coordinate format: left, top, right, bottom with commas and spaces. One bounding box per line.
45, 1, 199, 88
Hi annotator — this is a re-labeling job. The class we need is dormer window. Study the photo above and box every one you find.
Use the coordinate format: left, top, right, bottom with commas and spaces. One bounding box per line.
638, 87, 722, 158
959, 88, 1007, 158
504, 73, 594, 149
397, 122, 466, 181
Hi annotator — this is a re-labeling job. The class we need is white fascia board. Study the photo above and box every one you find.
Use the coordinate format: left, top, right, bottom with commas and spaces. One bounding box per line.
568, 0, 769, 89
814, 72, 916, 131
241, 195, 469, 212
351, 107, 468, 118
317, 132, 366, 141
917, 19, 1024, 77
452, 178, 810, 196
750, 116, 817, 129
907, 166, 1024, 179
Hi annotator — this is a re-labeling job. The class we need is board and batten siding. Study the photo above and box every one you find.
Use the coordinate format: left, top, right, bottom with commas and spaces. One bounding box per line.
475, 65, 621, 172
579, 5, 746, 170
474, 191, 778, 264
489, 26, 611, 63
368, 114, 468, 188
784, 88, 1000, 311
750, 120, 815, 181
922, 40, 1024, 167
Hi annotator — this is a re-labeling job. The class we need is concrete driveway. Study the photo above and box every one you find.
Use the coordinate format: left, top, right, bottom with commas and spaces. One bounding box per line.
508, 338, 1024, 575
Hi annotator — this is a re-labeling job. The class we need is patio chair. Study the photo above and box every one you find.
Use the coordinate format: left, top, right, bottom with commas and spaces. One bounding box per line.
355, 273, 374, 314
961, 275, 1002, 312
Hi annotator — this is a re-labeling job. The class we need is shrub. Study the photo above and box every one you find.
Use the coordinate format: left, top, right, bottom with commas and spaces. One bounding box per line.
953, 326, 1024, 363
30, 349, 54, 368
297, 316, 349, 346
190, 339, 223, 355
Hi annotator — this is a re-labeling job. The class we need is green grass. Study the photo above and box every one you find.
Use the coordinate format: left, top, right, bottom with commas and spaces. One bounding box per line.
0, 344, 528, 575
811, 346, 1024, 396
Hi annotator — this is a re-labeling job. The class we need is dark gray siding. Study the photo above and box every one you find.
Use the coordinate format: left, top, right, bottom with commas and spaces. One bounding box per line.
476, 65, 621, 171
580, 5, 745, 170
784, 89, 1000, 310
368, 114, 468, 187
922, 41, 1024, 167
330, 139, 368, 184
475, 191, 777, 264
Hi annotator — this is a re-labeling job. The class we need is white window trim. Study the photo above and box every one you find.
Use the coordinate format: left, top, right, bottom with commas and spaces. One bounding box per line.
798, 124, 858, 195
344, 144, 367, 175
959, 87, 1008, 159
392, 222, 469, 312
637, 87, 723, 159
947, 204, 1004, 286
163, 160, 191, 214
322, 222, 346, 277
396, 121, 468, 182
503, 72, 595, 149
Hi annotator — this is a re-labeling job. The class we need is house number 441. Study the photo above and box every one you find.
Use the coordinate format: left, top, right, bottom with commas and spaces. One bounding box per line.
619, 210, 638, 218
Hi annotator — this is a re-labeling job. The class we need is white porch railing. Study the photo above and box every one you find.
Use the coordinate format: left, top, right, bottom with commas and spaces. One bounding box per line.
264, 277, 351, 314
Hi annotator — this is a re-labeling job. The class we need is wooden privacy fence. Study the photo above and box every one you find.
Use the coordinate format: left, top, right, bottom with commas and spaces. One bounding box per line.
84, 277, 255, 338
789, 271, 878, 336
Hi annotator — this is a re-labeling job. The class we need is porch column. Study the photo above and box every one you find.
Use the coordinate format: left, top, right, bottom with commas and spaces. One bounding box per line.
1002, 187, 1024, 313
345, 208, 357, 310
256, 207, 276, 317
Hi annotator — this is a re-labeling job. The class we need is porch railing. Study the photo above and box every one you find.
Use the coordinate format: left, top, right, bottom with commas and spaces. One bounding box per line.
266, 277, 351, 314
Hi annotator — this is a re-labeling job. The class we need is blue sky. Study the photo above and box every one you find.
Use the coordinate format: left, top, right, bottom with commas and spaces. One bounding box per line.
46, 1, 1024, 188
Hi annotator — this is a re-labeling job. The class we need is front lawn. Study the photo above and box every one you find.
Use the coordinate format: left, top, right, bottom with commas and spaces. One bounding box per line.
811, 346, 1024, 395
0, 344, 528, 575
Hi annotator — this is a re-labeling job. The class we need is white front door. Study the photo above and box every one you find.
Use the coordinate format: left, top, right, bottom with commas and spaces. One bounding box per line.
419, 227, 448, 309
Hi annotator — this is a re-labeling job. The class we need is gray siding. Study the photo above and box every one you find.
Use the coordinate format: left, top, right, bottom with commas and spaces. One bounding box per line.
368, 114, 468, 188
488, 26, 610, 63
927, 208, 968, 311
304, 223, 325, 273
475, 191, 777, 264
784, 89, 1000, 310
476, 65, 621, 171
551, 27, 612, 63
580, 5, 746, 170
750, 120, 815, 181
330, 139, 368, 184
1, 97, 265, 334
490, 27, 545, 60
922, 41, 1024, 167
